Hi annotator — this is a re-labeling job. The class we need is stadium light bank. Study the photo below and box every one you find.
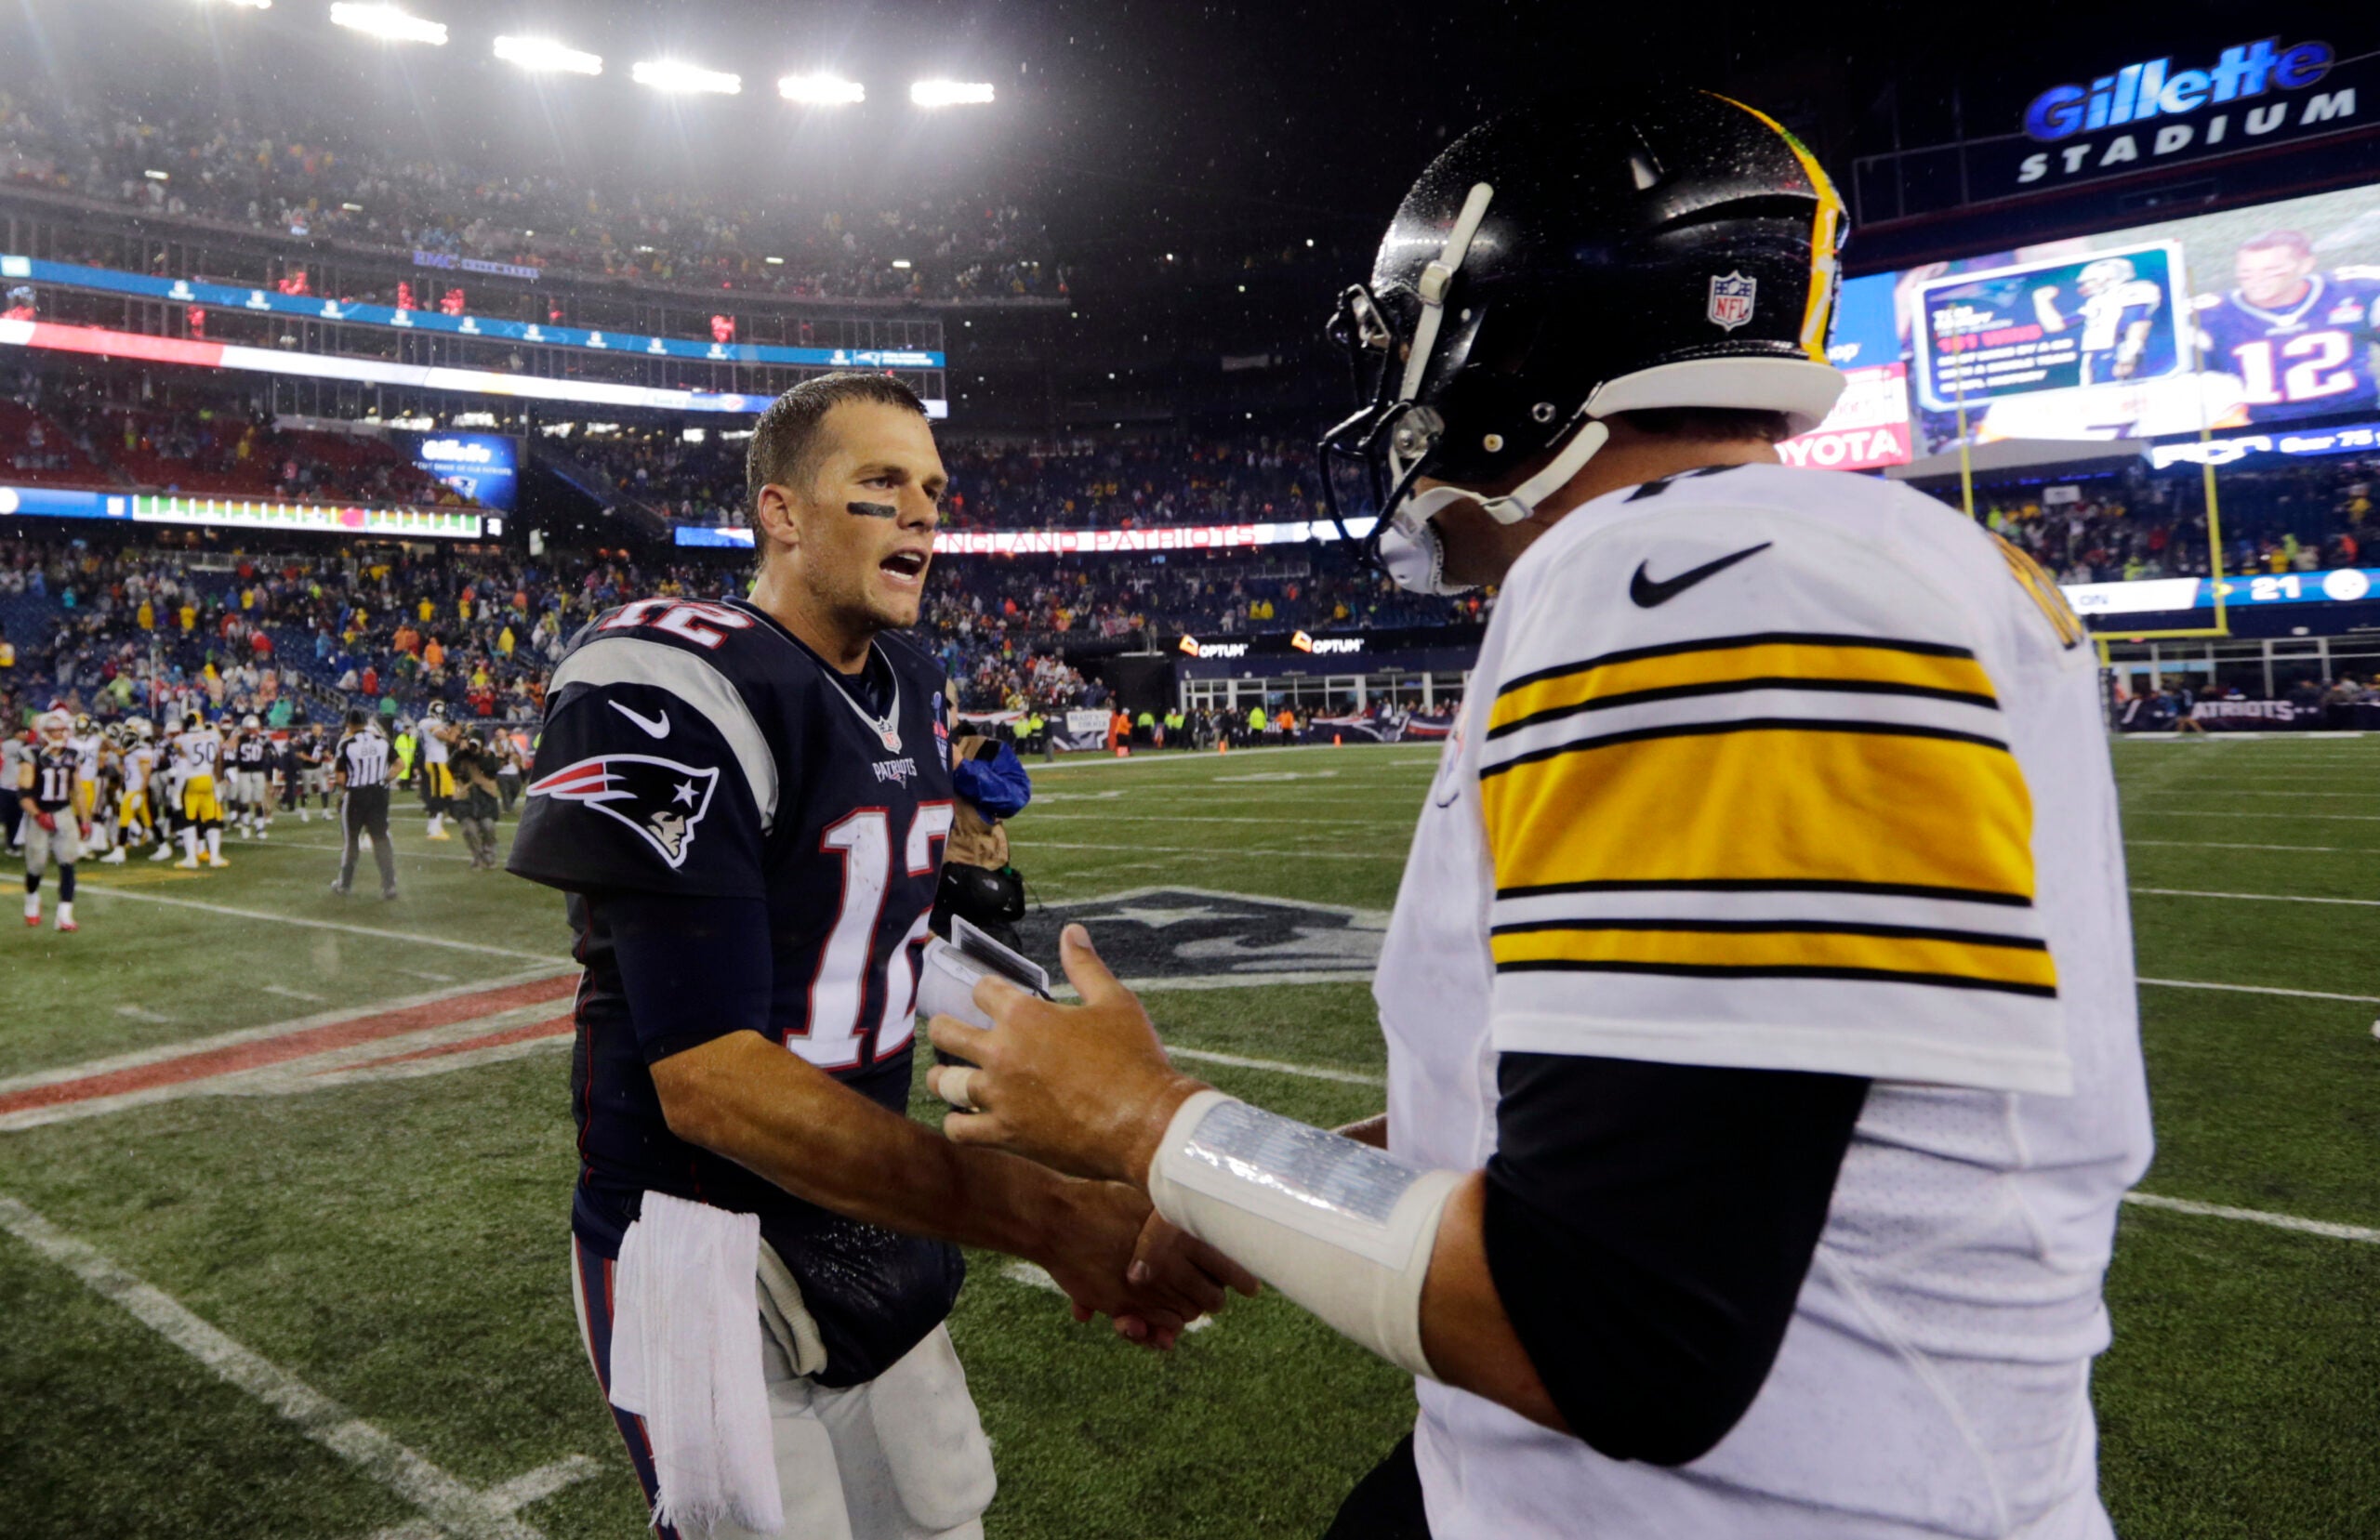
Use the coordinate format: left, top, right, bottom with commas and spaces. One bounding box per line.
910, 80, 995, 107
780, 73, 866, 105
327, 3, 447, 46
494, 35, 602, 76
632, 59, 743, 96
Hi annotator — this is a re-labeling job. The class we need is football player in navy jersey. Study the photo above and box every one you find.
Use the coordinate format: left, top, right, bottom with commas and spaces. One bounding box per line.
2196, 229, 2380, 424
509, 372, 1250, 1539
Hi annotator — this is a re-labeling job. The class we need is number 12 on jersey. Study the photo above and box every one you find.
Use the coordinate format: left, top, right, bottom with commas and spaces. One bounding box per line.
792, 802, 955, 1070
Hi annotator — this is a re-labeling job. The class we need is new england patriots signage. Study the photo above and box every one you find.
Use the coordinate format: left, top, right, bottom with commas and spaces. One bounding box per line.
527, 755, 720, 868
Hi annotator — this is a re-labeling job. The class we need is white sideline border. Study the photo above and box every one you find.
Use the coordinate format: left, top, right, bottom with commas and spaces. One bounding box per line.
2134, 886, 2380, 908
74, 884, 560, 961
0, 1194, 594, 1539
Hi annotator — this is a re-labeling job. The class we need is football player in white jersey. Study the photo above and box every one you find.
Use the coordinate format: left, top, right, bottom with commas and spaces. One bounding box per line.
419, 701, 456, 840
105, 723, 157, 862
69, 712, 111, 860
926, 91, 2149, 1540
172, 710, 230, 868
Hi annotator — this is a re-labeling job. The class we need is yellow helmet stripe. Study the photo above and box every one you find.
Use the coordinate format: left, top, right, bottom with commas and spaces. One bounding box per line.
1711, 94, 1846, 364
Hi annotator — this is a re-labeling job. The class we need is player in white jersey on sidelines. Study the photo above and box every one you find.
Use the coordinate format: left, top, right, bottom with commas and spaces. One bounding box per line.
171, 711, 230, 869
922, 90, 2150, 1540
69, 713, 112, 860
419, 701, 456, 840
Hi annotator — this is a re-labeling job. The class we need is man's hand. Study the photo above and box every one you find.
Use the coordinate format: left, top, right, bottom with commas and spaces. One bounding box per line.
78, 822, 92, 841
927, 924, 1206, 1187
33, 810, 55, 833
1040, 1182, 1260, 1350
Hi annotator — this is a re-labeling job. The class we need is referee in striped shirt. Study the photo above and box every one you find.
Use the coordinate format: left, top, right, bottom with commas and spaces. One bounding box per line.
330, 708, 399, 900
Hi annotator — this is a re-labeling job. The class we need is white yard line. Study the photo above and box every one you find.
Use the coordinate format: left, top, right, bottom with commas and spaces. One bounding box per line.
1112, 969, 1380, 993
1168, 1046, 1384, 1086
264, 984, 329, 1004
2137, 977, 2380, 1005
113, 1005, 174, 1024
270, 839, 496, 864
1030, 840, 1402, 862
74, 885, 561, 961
1025, 811, 1411, 826
1027, 744, 1439, 772
2124, 789, 2376, 798
2133, 887, 2380, 908
2122, 808, 2380, 821
359, 1458, 602, 1540
0, 1194, 553, 1540
2122, 1192, 2380, 1244
2127, 839, 2360, 853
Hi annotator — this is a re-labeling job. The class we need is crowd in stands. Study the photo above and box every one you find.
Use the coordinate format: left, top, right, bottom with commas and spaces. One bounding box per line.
1971, 458, 2373, 584
581, 430, 1343, 533
0, 93, 1064, 304
3, 371, 474, 507
0, 522, 1480, 729
0, 540, 711, 729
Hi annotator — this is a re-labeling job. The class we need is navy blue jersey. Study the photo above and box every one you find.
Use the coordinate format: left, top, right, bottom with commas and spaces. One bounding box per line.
509, 596, 960, 1386
28, 744, 79, 810
2198, 271, 2380, 423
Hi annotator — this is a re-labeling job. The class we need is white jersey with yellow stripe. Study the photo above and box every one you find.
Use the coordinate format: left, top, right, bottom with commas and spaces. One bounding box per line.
1378, 460, 2148, 1540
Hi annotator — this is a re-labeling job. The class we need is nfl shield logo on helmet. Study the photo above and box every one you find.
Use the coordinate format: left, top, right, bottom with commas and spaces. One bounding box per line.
1708, 271, 1757, 331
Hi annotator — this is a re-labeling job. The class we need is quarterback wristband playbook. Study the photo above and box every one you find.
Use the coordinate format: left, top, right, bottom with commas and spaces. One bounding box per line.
920, 917, 1051, 1091
1145, 1090, 1461, 1380
918, 915, 1051, 1030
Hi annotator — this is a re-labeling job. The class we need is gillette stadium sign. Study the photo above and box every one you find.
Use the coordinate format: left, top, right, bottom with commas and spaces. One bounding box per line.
2004, 37, 2369, 189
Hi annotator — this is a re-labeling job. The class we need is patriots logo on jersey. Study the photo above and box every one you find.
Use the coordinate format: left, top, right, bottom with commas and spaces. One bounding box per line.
527, 754, 721, 868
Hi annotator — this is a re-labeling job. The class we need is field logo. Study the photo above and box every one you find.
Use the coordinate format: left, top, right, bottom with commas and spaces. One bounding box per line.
1708, 272, 1757, 331
1016, 888, 1383, 981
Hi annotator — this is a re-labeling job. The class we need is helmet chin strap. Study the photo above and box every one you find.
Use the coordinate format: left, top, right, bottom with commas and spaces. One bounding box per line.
1472, 416, 1610, 525
1378, 411, 1610, 596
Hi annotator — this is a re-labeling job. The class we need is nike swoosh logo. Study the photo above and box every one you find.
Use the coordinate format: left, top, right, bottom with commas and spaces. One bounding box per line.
1629, 542, 1773, 608
608, 701, 670, 739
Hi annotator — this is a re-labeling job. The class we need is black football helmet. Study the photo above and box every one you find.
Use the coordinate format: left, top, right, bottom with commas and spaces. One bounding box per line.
1318, 90, 1849, 592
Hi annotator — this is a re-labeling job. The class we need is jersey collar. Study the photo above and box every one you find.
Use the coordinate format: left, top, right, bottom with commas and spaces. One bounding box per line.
725, 599, 906, 753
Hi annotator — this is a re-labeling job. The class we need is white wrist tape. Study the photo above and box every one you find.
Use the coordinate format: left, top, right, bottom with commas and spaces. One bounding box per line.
1145, 1090, 1461, 1380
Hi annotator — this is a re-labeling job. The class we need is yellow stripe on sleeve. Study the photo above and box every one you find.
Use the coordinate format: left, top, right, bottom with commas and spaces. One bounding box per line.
1490, 637, 1997, 736
1490, 923, 2057, 994
1482, 724, 2036, 901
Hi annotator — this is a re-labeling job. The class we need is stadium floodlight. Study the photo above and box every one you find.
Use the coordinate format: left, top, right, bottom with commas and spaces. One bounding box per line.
631, 59, 742, 95
494, 35, 602, 76
778, 72, 865, 105
910, 80, 994, 107
200, 0, 272, 10
328, 3, 447, 46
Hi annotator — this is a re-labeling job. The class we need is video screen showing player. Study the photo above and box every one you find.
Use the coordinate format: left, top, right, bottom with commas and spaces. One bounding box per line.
2195, 229, 2380, 424
2032, 257, 2172, 387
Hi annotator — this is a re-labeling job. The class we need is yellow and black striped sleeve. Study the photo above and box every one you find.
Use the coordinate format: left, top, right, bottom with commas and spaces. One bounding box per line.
1479, 624, 2068, 1093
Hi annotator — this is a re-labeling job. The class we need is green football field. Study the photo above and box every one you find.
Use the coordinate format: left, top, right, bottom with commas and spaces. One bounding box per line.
3, 735, 2375, 1539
